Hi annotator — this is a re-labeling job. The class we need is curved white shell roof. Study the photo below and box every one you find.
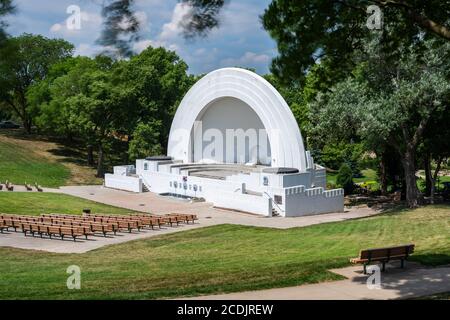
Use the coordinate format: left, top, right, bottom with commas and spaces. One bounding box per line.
167, 68, 307, 171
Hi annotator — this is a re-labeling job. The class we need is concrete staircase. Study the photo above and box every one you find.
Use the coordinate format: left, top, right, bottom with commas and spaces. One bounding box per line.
140, 176, 151, 193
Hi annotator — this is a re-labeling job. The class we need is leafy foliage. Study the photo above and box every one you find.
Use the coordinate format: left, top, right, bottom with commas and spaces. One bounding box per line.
97, 0, 140, 58
30, 45, 193, 176
0, 34, 74, 133
128, 122, 163, 160
336, 163, 354, 195
262, 0, 450, 84
309, 38, 450, 206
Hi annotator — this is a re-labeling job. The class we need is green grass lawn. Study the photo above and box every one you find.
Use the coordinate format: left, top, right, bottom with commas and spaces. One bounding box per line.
0, 137, 70, 187
0, 199, 449, 300
0, 193, 136, 215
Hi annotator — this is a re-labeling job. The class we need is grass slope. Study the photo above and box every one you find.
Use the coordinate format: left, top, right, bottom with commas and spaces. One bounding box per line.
0, 137, 69, 187
0, 204, 449, 300
0, 193, 137, 215
0, 131, 102, 187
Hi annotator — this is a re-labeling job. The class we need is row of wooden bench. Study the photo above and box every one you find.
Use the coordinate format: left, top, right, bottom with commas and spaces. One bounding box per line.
0, 213, 198, 241
0, 218, 93, 241
84, 213, 198, 226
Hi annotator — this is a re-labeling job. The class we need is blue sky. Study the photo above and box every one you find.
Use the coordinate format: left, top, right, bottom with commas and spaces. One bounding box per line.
5, 0, 277, 75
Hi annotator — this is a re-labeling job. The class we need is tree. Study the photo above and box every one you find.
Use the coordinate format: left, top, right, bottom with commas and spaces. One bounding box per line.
336, 163, 354, 195
32, 46, 193, 176
0, 0, 14, 46
421, 109, 450, 202
262, 0, 450, 84
97, 0, 140, 58
0, 34, 74, 133
128, 122, 163, 160
310, 39, 450, 207
112, 46, 194, 153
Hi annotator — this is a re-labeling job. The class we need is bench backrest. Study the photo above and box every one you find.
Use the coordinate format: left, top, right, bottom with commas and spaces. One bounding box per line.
360, 244, 415, 260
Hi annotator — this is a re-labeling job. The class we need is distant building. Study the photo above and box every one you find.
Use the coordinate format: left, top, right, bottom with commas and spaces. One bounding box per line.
105, 68, 344, 217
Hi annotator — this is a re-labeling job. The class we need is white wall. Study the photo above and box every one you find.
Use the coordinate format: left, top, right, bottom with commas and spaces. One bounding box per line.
104, 174, 142, 193
113, 165, 135, 176
284, 188, 344, 216
193, 97, 271, 165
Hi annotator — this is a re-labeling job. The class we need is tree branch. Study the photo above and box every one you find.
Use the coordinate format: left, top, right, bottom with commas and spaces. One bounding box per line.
373, 0, 450, 40
433, 155, 443, 181
410, 114, 429, 149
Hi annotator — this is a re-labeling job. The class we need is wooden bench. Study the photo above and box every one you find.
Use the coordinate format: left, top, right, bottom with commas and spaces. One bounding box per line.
2, 219, 24, 232
170, 213, 198, 224
0, 220, 7, 233
25, 183, 33, 191
44, 218, 117, 236
350, 244, 415, 274
22, 223, 86, 241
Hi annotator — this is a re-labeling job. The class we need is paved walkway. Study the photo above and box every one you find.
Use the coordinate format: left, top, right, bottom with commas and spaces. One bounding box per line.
0, 185, 380, 253
58, 185, 379, 229
185, 263, 450, 300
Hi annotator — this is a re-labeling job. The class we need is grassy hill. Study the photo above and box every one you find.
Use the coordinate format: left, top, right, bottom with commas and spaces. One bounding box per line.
0, 193, 136, 215
0, 204, 448, 299
0, 130, 101, 187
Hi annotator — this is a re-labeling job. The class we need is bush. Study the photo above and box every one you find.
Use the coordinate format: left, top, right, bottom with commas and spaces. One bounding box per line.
319, 142, 364, 173
336, 163, 355, 195
128, 122, 163, 161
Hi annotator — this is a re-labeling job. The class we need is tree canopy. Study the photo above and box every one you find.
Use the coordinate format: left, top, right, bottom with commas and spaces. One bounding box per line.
0, 33, 74, 132
262, 0, 450, 84
309, 38, 450, 206
30, 46, 193, 176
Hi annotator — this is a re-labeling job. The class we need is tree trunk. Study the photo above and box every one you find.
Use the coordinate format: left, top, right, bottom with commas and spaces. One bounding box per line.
401, 148, 420, 208
379, 152, 388, 195
424, 152, 432, 197
87, 145, 94, 166
430, 157, 443, 204
96, 144, 104, 178
23, 117, 32, 134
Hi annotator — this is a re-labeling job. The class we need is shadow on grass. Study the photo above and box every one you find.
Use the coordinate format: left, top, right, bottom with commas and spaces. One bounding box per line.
411, 253, 450, 266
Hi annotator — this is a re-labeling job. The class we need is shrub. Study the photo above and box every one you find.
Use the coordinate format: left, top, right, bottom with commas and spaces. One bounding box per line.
336, 163, 355, 195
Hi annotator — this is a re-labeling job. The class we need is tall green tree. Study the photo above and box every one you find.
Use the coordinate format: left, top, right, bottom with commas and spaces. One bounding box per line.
111, 46, 194, 155
32, 46, 193, 175
262, 0, 450, 84
35, 56, 120, 176
310, 39, 450, 207
0, 34, 73, 133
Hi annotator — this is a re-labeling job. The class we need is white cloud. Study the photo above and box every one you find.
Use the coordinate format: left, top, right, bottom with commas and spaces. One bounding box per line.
133, 3, 190, 54
133, 39, 179, 53
74, 43, 102, 57
159, 2, 193, 41
50, 23, 62, 33
221, 51, 270, 67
